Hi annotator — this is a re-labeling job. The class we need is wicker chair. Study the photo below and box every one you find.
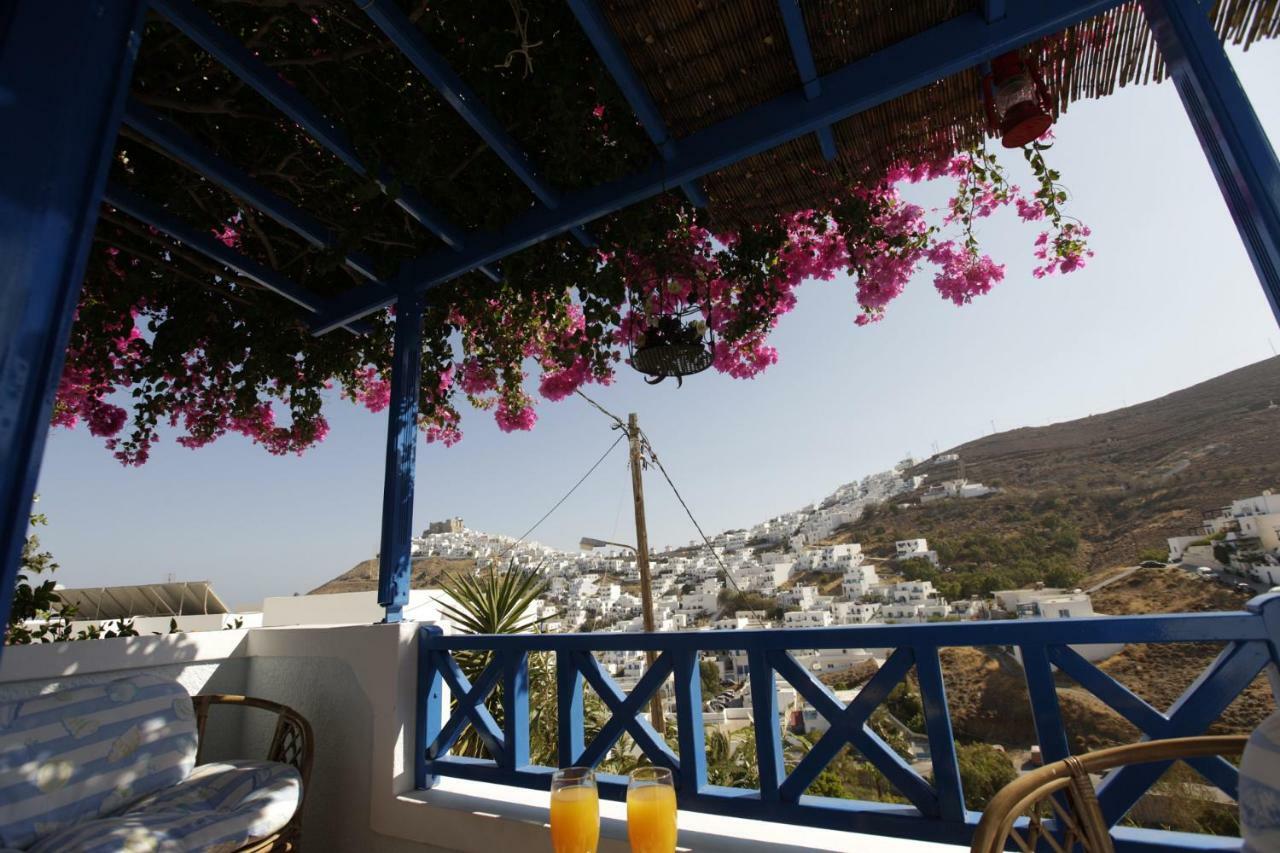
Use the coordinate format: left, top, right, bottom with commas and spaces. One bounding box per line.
970, 735, 1247, 853
193, 694, 316, 853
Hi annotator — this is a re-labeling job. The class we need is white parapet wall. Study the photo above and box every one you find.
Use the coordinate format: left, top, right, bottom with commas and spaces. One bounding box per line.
0, 623, 428, 851
260, 589, 461, 627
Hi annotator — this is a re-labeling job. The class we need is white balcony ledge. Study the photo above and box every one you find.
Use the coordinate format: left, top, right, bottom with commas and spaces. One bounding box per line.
397, 777, 964, 852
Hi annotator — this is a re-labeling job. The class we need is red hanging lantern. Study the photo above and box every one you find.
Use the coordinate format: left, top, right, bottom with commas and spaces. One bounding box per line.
982, 50, 1054, 148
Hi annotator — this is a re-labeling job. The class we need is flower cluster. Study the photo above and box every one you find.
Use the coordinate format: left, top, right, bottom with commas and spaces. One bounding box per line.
1034, 222, 1094, 278
59, 143, 1089, 460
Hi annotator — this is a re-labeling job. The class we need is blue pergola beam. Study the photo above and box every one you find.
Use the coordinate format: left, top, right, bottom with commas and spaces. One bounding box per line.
150, 0, 500, 283
122, 99, 386, 285
102, 181, 371, 335
313, 0, 1128, 334
0, 0, 150, 654
356, 0, 592, 247
565, 0, 710, 208
1141, 0, 1280, 327
778, 0, 838, 161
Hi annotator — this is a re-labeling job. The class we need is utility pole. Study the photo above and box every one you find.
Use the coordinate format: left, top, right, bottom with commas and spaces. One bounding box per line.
627, 412, 665, 733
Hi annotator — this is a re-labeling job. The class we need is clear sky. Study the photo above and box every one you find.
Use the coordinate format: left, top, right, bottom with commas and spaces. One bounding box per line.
33, 43, 1280, 609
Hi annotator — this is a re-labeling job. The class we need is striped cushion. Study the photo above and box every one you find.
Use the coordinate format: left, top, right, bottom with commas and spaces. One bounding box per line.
0, 674, 197, 850
26, 760, 301, 853
1241, 710, 1280, 853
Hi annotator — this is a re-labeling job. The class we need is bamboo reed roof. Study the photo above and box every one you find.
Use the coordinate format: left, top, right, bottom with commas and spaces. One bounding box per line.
601, 0, 1280, 227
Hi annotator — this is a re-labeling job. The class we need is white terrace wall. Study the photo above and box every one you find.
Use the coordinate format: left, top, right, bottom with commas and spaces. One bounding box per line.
0, 624, 447, 852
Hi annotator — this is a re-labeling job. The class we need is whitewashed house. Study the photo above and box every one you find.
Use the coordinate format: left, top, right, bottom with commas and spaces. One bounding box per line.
841, 564, 881, 600
784, 610, 833, 629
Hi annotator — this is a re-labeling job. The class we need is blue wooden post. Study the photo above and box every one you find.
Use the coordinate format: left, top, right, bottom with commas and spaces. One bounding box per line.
673, 649, 708, 795
0, 0, 149, 645
556, 651, 585, 767
747, 649, 785, 800
377, 290, 424, 622
1141, 0, 1280, 325
502, 649, 530, 770
417, 626, 444, 788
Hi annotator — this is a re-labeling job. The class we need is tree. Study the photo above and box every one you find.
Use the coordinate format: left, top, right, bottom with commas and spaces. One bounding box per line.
7, 509, 138, 645
952, 743, 1017, 810
884, 682, 925, 732
718, 589, 785, 621
704, 728, 762, 789
700, 659, 722, 696
55, 4, 1089, 464
896, 557, 939, 584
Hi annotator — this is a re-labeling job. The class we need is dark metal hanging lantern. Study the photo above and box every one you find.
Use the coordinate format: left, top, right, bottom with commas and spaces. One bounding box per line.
628, 303, 714, 387
983, 50, 1054, 148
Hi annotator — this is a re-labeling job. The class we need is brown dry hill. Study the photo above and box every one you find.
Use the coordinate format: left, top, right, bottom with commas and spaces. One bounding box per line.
829, 357, 1280, 583
931, 569, 1272, 752
933, 356, 1280, 498
1087, 567, 1272, 742
309, 555, 473, 594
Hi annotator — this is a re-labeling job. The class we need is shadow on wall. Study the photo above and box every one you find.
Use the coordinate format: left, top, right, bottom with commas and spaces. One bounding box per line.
240, 654, 373, 850
0, 629, 247, 694
0, 627, 384, 853
0, 629, 253, 759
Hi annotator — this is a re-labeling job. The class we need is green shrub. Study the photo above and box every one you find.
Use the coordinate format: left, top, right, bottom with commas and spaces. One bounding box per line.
884, 683, 925, 732
953, 743, 1017, 810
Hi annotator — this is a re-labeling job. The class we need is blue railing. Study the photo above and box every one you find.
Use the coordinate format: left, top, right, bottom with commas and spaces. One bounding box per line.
416, 595, 1280, 850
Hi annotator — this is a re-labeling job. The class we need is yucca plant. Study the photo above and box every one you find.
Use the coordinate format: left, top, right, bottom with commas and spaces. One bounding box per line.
435, 559, 550, 635
435, 561, 552, 760
434, 561, 654, 770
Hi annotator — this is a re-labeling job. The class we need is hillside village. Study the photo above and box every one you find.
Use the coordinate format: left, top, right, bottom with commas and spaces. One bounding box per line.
378, 455, 1118, 684
328, 463, 1273, 777
309, 357, 1280, 651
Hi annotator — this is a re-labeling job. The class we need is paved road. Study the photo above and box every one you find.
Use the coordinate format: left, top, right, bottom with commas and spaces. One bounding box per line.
1200, 567, 1273, 595
1084, 565, 1142, 594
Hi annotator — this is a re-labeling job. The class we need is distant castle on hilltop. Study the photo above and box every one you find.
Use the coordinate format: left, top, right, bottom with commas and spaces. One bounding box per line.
424, 517, 464, 535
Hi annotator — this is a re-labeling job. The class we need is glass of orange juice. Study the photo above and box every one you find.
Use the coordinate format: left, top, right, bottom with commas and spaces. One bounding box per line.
550, 767, 600, 853
626, 766, 677, 853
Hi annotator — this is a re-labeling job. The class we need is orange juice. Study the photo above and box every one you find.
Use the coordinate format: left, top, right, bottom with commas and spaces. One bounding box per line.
550, 784, 600, 853
626, 783, 677, 853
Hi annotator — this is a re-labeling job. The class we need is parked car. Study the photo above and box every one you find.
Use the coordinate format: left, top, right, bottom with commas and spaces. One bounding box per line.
1235, 582, 1254, 593
1139, 560, 1166, 568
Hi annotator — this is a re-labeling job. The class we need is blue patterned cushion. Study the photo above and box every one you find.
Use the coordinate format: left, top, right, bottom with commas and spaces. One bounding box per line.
26, 760, 301, 853
0, 674, 198, 849
1241, 710, 1280, 853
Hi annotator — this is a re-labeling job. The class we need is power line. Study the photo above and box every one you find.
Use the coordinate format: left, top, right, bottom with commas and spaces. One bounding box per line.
574, 388, 627, 430
499, 433, 625, 560
575, 389, 740, 593
636, 427, 741, 594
